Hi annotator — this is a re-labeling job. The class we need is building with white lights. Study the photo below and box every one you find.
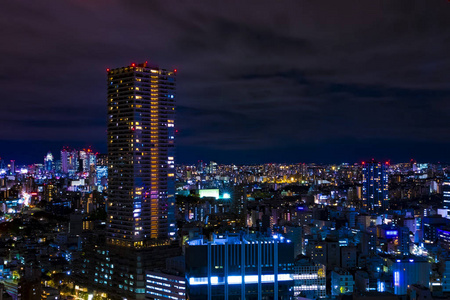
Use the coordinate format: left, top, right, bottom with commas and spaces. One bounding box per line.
293, 256, 326, 298
185, 233, 295, 299
443, 179, 450, 209
362, 160, 389, 211
145, 271, 186, 300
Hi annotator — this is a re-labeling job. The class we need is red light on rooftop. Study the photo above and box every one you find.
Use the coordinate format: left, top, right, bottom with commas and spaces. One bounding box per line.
106, 68, 110, 72
131, 63, 136, 67
174, 69, 177, 73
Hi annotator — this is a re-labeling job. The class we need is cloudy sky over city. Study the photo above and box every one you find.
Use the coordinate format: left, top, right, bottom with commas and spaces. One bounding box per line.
1, 0, 449, 164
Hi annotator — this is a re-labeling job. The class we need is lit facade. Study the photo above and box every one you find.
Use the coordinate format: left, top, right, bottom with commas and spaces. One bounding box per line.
44, 152, 54, 172
79, 242, 181, 300
293, 262, 326, 298
145, 271, 186, 300
185, 233, 295, 299
386, 256, 430, 295
362, 161, 389, 211
61, 149, 69, 174
107, 62, 176, 245
331, 270, 354, 296
437, 227, 450, 249
443, 180, 450, 209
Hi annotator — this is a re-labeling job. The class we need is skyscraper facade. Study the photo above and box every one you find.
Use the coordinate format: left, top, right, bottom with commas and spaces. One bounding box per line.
61, 148, 70, 174
442, 179, 450, 209
362, 160, 389, 211
185, 233, 296, 299
44, 152, 54, 172
107, 62, 176, 246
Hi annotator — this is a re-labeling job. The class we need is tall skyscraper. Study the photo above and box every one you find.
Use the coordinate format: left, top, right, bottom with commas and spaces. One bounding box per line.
9, 160, 15, 174
61, 148, 70, 174
107, 62, 176, 246
362, 160, 389, 211
44, 152, 54, 172
442, 178, 450, 208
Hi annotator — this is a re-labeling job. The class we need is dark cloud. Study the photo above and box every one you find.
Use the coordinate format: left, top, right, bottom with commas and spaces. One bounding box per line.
0, 0, 449, 164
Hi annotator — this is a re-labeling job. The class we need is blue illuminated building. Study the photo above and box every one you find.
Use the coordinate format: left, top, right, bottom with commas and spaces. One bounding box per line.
423, 216, 450, 244
145, 271, 186, 300
362, 160, 389, 211
386, 256, 430, 295
385, 229, 398, 238
185, 233, 295, 299
437, 227, 450, 248
44, 151, 54, 172
96, 166, 108, 190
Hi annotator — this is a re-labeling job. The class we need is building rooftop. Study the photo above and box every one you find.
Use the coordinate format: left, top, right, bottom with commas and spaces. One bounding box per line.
186, 232, 292, 246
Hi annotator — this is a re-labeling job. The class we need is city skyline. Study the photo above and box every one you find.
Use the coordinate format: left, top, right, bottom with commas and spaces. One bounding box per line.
1, 1, 450, 164
3, 2, 450, 300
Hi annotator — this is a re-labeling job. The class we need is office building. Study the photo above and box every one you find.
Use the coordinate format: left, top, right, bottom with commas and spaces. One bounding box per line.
145, 271, 186, 300
79, 242, 181, 300
44, 152, 54, 172
185, 233, 295, 300
354, 270, 380, 293
76, 62, 178, 300
362, 160, 389, 211
331, 269, 354, 296
386, 256, 430, 296
398, 227, 410, 255
61, 148, 70, 174
293, 256, 326, 299
442, 260, 450, 293
107, 62, 176, 245
78, 149, 97, 173
443, 179, 450, 209
9, 160, 15, 174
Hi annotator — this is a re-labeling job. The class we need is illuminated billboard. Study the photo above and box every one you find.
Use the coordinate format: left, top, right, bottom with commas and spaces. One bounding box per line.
199, 189, 220, 199
385, 230, 398, 237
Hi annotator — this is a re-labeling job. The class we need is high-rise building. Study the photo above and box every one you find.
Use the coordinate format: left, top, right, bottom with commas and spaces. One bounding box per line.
107, 62, 176, 245
9, 160, 15, 174
75, 62, 179, 300
61, 148, 70, 174
388, 256, 430, 295
362, 160, 389, 211
44, 152, 54, 172
293, 256, 326, 299
185, 233, 296, 300
331, 269, 354, 296
442, 179, 450, 208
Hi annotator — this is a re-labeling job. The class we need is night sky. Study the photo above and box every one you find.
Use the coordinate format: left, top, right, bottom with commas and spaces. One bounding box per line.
1, 1, 450, 165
